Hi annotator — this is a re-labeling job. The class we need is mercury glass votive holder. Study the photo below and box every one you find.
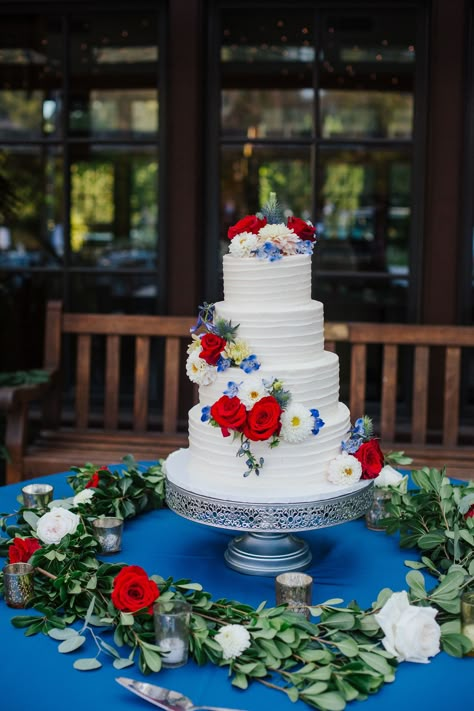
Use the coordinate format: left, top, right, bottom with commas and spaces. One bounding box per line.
3, 562, 35, 608
461, 591, 474, 656
275, 572, 313, 619
364, 488, 392, 530
22, 483, 54, 509
92, 517, 123, 554
154, 599, 192, 668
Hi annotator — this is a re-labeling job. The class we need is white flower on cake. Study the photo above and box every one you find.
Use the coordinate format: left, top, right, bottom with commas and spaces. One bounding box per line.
375, 465, 408, 490
214, 624, 251, 660
223, 338, 251, 365
280, 403, 314, 443
36, 508, 80, 545
327, 452, 362, 485
238, 377, 266, 409
228, 231, 260, 258
374, 590, 441, 663
186, 334, 202, 355
186, 351, 217, 386
73, 488, 95, 506
257, 223, 300, 254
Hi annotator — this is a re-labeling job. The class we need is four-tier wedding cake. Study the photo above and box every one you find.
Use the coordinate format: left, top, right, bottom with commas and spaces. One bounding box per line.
165, 197, 367, 503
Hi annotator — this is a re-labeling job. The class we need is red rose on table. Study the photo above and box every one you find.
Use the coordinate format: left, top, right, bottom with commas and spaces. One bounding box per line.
111, 565, 159, 615
243, 396, 282, 442
354, 440, 384, 479
228, 215, 267, 240
85, 466, 107, 488
287, 216, 316, 242
200, 333, 227, 366
211, 395, 247, 437
464, 505, 474, 520
8, 537, 41, 564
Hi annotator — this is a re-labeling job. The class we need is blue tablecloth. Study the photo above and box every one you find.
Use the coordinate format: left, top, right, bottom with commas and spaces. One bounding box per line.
0, 470, 471, 711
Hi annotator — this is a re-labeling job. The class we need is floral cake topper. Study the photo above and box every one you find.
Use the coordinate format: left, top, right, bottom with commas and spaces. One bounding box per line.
227, 192, 317, 261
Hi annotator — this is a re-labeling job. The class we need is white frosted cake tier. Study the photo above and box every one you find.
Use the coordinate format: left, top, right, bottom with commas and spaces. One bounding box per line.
223, 253, 312, 306
215, 300, 324, 365
199, 350, 341, 412
185, 402, 351, 502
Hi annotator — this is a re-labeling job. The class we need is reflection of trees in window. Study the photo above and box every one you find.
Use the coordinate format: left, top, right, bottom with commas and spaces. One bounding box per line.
259, 161, 311, 218
71, 163, 114, 252
322, 163, 365, 239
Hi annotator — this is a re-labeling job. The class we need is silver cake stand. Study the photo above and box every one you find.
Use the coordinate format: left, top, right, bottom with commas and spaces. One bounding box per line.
165, 474, 374, 576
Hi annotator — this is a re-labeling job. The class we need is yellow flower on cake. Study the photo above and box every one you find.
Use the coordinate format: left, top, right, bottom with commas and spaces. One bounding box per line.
187, 334, 202, 355
280, 403, 314, 443
223, 338, 251, 365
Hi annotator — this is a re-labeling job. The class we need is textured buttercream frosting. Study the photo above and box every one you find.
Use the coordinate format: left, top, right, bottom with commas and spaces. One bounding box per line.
167, 252, 352, 502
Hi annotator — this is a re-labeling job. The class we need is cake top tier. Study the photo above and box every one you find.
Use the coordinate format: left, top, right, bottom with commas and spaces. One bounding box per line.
223, 253, 312, 306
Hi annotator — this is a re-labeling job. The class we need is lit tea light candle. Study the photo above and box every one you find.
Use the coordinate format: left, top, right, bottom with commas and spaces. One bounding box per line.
159, 637, 186, 665
154, 599, 191, 668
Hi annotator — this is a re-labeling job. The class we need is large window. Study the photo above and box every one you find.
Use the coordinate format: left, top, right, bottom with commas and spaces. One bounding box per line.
214, 4, 423, 323
0, 4, 163, 371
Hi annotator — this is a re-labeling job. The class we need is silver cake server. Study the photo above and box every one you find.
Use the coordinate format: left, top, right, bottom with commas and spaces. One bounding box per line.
115, 677, 248, 711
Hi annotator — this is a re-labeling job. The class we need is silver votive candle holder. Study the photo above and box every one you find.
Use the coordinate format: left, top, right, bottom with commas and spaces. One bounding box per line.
461, 590, 474, 656
3, 562, 35, 608
92, 517, 123, 554
22, 483, 54, 509
154, 599, 192, 668
275, 572, 313, 619
364, 488, 392, 530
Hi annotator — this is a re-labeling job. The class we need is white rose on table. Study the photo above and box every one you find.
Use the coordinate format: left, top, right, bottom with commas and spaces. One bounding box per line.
36, 508, 81, 545
374, 590, 441, 663
375, 465, 408, 491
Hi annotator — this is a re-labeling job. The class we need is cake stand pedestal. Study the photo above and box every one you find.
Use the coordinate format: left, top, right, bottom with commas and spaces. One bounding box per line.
165, 476, 373, 576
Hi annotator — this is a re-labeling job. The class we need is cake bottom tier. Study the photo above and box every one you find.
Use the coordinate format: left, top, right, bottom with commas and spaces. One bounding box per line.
166, 402, 356, 503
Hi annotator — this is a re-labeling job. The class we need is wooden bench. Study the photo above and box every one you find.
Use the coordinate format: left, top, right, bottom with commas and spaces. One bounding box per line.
2, 307, 474, 484
1, 301, 195, 484
344, 323, 474, 480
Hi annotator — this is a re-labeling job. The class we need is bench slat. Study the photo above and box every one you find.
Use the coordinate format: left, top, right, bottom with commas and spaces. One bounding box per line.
76, 334, 91, 428
104, 335, 120, 429
163, 337, 180, 432
443, 346, 461, 446
381, 344, 397, 440
412, 345, 430, 443
134, 336, 150, 432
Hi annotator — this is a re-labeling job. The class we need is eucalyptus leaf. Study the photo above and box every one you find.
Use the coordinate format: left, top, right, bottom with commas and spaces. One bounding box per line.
48, 627, 79, 641
113, 658, 135, 670
58, 635, 86, 653
22, 510, 40, 529
73, 657, 102, 671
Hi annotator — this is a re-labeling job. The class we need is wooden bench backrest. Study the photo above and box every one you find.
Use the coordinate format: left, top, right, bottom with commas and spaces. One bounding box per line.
347, 323, 474, 446
43, 301, 195, 433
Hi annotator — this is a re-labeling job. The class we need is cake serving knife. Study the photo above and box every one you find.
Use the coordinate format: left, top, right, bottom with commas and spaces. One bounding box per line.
115, 677, 248, 711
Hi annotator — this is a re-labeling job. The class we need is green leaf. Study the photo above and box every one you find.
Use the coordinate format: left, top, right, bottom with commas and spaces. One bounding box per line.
441, 633, 473, 657
286, 686, 299, 702
22, 510, 40, 528
231, 672, 248, 690
58, 635, 86, 653
304, 690, 346, 711
120, 612, 135, 626
176, 582, 203, 591
430, 571, 465, 600
417, 532, 446, 550
358, 651, 394, 676
303, 682, 328, 696
321, 598, 344, 606
140, 646, 162, 672
322, 612, 355, 630
113, 658, 135, 670
48, 628, 78, 641
73, 657, 102, 671
406, 570, 426, 598
333, 636, 359, 657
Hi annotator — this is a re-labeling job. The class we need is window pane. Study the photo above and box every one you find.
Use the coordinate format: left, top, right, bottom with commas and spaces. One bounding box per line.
319, 9, 415, 139
69, 146, 158, 267
69, 13, 159, 138
69, 273, 158, 313
220, 145, 312, 241
221, 9, 314, 139
0, 147, 64, 267
0, 15, 63, 137
315, 148, 411, 274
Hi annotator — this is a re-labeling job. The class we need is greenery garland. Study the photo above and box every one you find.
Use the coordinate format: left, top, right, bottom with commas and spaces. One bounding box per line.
0, 458, 473, 711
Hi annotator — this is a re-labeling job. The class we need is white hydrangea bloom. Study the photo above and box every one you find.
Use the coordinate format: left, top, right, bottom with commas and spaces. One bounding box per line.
228, 231, 259, 258
73, 488, 95, 506
327, 452, 362, 485
280, 403, 314, 443
185, 351, 216, 386
257, 223, 300, 254
36, 508, 80, 545
239, 377, 266, 409
215, 624, 251, 660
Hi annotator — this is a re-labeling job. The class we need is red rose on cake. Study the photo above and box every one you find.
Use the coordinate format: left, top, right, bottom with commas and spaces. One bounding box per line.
243, 396, 282, 441
200, 333, 227, 366
211, 395, 247, 437
354, 439, 384, 479
228, 215, 267, 240
287, 216, 316, 242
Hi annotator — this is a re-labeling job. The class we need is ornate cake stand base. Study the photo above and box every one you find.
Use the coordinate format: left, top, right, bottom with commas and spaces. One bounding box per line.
224, 532, 311, 575
165, 476, 373, 576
